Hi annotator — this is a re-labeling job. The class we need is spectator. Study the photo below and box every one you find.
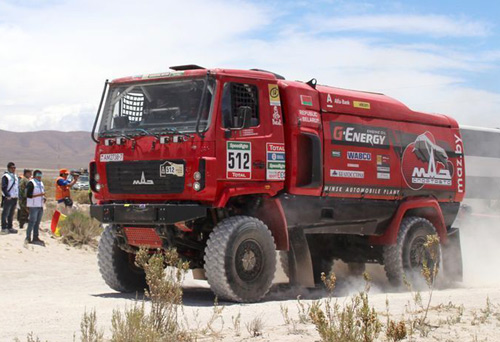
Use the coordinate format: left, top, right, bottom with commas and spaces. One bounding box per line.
1, 162, 19, 234
26, 170, 45, 246
55, 168, 78, 215
18, 169, 32, 229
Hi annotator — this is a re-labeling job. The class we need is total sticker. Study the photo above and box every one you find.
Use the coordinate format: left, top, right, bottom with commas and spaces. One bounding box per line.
266, 143, 285, 180
227, 141, 252, 179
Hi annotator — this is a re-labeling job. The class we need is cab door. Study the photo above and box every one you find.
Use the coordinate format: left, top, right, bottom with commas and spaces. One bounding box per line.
216, 77, 285, 184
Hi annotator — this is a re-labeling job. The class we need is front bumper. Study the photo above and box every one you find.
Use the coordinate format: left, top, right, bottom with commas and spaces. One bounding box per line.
90, 203, 208, 224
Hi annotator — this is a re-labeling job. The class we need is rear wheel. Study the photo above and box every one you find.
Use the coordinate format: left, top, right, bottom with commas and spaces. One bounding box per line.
383, 216, 441, 287
204, 216, 276, 302
97, 225, 147, 293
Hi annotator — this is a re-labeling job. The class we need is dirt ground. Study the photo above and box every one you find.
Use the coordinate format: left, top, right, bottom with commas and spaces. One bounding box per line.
1, 217, 500, 341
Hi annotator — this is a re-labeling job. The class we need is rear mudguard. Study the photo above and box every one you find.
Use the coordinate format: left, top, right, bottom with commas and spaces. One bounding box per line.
287, 226, 315, 288
442, 227, 463, 282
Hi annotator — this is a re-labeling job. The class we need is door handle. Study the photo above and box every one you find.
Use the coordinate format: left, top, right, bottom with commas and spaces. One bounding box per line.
253, 160, 265, 169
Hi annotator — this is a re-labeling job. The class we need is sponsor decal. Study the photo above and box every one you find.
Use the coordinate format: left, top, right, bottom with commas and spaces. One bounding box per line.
241, 128, 258, 137
353, 101, 371, 109
326, 94, 333, 107
454, 134, 465, 193
331, 122, 388, 148
401, 132, 454, 190
347, 163, 359, 168
133, 171, 154, 185
227, 141, 252, 179
268, 84, 281, 106
331, 150, 341, 158
298, 110, 321, 125
377, 166, 390, 172
324, 185, 400, 196
300, 95, 313, 106
272, 106, 282, 126
330, 169, 364, 179
335, 98, 351, 106
159, 161, 184, 177
377, 154, 390, 165
266, 143, 285, 180
347, 151, 371, 161
100, 153, 124, 162
377, 172, 390, 180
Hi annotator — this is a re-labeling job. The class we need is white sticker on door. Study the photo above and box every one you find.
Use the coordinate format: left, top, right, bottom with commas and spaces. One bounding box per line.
266, 143, 285, 180
227, 141, 252, 179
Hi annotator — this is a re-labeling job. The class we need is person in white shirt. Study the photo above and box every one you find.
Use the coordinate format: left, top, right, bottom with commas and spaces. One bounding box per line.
25, 170, 46, 246
1, 162, 19, 234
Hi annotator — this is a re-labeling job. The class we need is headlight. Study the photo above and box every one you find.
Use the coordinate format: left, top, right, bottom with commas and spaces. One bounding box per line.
95, 173, 100, 181
193, 171, 202, 181
193, 182, 201, 191
95, 183, 102, 192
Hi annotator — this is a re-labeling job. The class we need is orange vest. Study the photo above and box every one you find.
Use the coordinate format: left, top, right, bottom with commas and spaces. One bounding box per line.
55, 176, 71, 200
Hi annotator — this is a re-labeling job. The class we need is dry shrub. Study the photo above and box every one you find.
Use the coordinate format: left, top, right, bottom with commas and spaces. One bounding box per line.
309, 272, 382, 342
81, 309, 104, 342
110, 248, 193, 342
246, 316, 264, 337
59, 210, 102, 248
73, 190, 91, 204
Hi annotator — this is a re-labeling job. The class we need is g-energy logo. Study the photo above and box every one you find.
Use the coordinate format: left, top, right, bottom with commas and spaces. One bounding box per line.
331, 123, 388, 148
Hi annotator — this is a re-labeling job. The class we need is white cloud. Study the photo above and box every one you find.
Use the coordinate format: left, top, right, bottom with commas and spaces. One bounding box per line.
0, 0, 498, 131
313, 14, 492, 37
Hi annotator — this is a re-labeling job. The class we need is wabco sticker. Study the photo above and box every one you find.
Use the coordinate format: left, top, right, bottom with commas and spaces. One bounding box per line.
268, 84, 281, 106
401, 132, 453, 190
300, 95, 313, 106
330, 169, 364, 179
347, 151, 371, 161
266, 143, 285, 181
227, 141, 252, 179
159, 161, 184, 177
331, 123, 388, 148
100, 153, 124, 162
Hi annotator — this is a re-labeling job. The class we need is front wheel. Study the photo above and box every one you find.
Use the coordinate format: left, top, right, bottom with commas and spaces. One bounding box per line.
97, 225, 147, 293
204, 216, 276, 302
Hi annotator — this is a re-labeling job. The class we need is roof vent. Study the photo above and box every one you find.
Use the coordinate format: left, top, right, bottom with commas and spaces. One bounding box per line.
250, 68, 285, 80
169, 64, 205, 71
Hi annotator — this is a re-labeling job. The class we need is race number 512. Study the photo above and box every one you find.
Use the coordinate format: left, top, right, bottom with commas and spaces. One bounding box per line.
227, 141, 252, 179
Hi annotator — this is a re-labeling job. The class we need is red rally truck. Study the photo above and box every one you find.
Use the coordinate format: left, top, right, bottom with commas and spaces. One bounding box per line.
90, 65, 465, 302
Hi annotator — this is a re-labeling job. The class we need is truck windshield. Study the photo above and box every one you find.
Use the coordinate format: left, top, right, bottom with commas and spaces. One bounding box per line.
98, 77, 215, 136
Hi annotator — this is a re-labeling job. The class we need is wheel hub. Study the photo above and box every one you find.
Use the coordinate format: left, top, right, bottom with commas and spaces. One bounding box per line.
235, 239, 263, 281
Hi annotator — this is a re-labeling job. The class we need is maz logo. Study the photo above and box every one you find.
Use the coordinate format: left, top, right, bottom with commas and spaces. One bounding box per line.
133, 172, 154, 185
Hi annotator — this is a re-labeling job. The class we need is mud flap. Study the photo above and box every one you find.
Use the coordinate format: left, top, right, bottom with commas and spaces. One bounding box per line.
287, 226, 315, 288
442, 227, 463, 282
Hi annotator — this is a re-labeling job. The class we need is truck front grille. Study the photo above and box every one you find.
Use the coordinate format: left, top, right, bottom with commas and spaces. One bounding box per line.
106, 160, 185, 194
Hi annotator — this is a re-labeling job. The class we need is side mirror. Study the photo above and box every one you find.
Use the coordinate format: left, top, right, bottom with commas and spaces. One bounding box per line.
231, 106, 252, 130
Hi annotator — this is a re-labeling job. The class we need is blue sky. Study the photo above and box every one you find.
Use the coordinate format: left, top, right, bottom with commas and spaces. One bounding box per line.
0, 0, 498, 131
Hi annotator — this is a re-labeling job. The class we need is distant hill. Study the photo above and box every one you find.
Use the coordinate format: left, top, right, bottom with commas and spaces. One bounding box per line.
0, 130, 95, 170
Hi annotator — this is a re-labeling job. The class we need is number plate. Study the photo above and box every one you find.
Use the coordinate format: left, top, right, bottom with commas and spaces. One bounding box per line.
100, 153, 124, 162
226, 141, 252, 179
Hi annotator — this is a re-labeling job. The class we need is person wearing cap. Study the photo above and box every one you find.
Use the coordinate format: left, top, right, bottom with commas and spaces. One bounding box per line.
17, 169, 32, 229
25, 170, 46, 246
55, 168, 78, 215
1, 162, 19, 234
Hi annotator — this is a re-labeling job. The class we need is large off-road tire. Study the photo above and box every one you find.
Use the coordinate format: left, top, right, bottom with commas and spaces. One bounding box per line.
204, 216, 276, 302
383, 216, 441, 287
97, 225, 147, 293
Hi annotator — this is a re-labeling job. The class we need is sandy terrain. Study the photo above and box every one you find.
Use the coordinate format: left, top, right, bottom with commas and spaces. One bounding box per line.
1, 217, 500, 342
